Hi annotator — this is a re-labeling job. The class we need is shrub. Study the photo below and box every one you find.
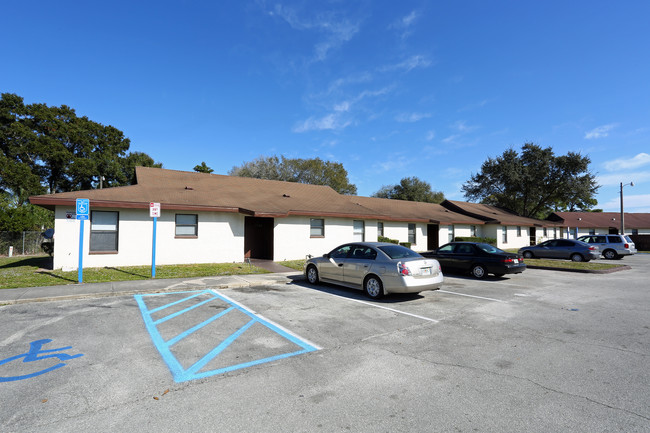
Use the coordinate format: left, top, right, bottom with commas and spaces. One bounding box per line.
454, 236, 497, 246
378, 236, 399, 244
399, 242, 412, 249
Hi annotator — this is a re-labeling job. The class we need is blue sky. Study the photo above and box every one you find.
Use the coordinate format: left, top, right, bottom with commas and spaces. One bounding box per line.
3, 1, 649, 212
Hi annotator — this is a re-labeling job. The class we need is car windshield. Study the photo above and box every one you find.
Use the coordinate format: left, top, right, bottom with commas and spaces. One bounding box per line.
378, 245, 422, 259
476, 243, 506, 254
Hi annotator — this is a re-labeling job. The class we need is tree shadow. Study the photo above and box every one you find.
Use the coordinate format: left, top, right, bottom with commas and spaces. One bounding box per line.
104, 267, 149, 278
35, 271, 76, 283
0, 256, 52, 270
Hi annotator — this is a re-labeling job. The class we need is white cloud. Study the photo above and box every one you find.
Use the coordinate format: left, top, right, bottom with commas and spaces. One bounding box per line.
596, 171, 650, 187
389, 10, 420, 39
292, 113, 351, 133
381, 55, 432, 73
395, 112, 431, 123
584, 123, 618, 139
599, 194, 650, 212
603, 153, 650, 171
451, 120, 477, 132
442, 134, 460, 144
425, 130, 436, 141
270, 5, 359, 62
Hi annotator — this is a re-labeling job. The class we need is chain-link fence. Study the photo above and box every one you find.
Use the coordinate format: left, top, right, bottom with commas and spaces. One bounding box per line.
0, 231, 47, 256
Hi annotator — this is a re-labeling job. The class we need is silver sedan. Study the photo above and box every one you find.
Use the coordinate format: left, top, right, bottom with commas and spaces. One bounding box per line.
304, 242, 444, 299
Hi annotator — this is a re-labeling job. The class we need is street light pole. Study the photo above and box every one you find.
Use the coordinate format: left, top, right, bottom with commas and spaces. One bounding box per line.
620, 181, 634, 235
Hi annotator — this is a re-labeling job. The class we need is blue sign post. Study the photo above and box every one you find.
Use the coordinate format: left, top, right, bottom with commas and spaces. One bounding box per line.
76, 199, 89, 283
150, 203, 160, 278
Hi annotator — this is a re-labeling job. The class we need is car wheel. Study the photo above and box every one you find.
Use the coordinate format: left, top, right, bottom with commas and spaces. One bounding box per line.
306, 265, 319, 285
494, 273, 505, 278
471, 264, 487, 279
571, 253, 585, 262
523, 251, 533, 259
603, 249, 618, 260
363, 275, 384, 299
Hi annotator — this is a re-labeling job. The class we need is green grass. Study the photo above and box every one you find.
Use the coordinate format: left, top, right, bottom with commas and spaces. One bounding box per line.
278, 259, 306, 271
521, 258, 623, 271
0, 255, 270, 290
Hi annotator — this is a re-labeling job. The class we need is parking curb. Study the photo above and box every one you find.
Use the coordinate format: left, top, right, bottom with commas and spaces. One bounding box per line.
0, 273, 304, 306
525, 265, 631, 274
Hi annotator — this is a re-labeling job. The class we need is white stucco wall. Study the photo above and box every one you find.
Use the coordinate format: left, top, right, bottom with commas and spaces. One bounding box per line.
53, 206, 244, 270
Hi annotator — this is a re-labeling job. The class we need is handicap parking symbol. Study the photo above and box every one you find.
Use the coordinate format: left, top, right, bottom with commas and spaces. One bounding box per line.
0, 339, 84, 382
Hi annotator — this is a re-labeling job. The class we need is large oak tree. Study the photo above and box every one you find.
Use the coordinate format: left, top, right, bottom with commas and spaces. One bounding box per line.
372, 177, 445, 203
0, 93, 161, 230
461, 143, 599, 218
229, 155, 357, 195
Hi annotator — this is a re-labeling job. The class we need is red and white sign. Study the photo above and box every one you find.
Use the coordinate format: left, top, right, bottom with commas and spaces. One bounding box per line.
150, 202, 161, 218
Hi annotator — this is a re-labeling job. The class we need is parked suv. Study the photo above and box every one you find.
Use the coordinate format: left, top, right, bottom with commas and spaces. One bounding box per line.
577, 234, 637, 259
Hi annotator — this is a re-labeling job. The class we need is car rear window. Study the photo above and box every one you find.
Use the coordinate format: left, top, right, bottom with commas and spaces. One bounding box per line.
378, 245, 422, 259
476, 243, 505, 254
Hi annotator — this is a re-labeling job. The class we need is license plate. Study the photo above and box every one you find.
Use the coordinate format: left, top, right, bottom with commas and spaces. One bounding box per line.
421, 267, 431, 275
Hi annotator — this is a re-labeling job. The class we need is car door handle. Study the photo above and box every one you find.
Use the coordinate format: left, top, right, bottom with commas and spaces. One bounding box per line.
338, 263, 343, 267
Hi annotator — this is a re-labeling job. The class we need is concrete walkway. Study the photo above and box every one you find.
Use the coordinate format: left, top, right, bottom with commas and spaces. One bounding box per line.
0, 270, 305, 305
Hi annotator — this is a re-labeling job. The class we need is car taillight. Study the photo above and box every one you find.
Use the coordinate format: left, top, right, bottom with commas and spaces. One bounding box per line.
503, 258, 515, 263
624, 243, 629, 248
397, 262, 411, 276
589, 246, 597, 251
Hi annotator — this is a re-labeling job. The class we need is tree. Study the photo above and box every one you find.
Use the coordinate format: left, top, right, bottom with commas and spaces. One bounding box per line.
229, 155, 357, 195
0, 192, 53, 231
372, 177, 445, 203
1, 93, 162, 230
193, 161, 214, 173
119, 151, 164, 185
461, 143, 599, 218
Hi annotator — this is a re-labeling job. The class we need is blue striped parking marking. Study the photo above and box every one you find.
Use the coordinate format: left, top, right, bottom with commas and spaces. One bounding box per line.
135, 289, 318, 382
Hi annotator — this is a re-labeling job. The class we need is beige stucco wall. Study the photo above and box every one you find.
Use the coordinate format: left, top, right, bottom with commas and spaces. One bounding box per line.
53, 206, 243, 271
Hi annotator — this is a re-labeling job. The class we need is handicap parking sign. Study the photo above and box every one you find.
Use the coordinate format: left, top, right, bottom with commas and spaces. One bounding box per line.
76, 199, 89, 220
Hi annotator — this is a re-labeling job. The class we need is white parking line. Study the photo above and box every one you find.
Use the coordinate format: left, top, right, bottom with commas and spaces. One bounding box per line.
317, 290, 440, 323
438, 290, 506, 303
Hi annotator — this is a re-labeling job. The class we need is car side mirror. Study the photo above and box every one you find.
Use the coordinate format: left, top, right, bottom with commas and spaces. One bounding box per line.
323, 253, 330, 259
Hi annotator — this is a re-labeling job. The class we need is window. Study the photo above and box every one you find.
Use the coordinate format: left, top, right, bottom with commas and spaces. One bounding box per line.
377, 222, 384, 237
353, 220, 365, 242
176, 214, 198, 237
408, 223, 416, 244
632, 229, 638, 236
589, 229, 596, 235
502, 226, 508, 244
90, 211, 118, 252
310, 218, 324, 237
350, 245, 377, 260
448, 225, 455, 242
517, 226, 522, 237
471, 225, 477, 237
543, 227, 548, 237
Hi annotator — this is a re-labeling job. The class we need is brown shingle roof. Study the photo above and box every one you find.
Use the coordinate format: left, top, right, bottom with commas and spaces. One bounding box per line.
28, 167, 382, 219
547, 212, 650, 228
350, 196, 484, 224
442, 200, 555, 227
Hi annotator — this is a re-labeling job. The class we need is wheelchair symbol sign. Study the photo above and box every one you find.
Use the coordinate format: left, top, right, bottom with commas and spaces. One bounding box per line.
0, 339, 84, 382
76, 198, 89, 220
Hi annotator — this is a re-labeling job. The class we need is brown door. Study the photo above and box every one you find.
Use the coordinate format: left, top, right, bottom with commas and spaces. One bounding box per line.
244, 217, 274, 260
529, 227, 536, 245
427, 224, 440, 250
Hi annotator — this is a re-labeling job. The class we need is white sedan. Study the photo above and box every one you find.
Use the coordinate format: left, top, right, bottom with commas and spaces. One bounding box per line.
304, 242, 443, 299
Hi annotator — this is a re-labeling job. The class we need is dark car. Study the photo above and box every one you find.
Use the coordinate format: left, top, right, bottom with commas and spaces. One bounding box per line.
518, 239, 599, 262
421, 242, 526, 279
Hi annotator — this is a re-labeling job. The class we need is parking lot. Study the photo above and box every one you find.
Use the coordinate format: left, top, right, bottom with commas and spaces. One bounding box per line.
1, 255, 649, 432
